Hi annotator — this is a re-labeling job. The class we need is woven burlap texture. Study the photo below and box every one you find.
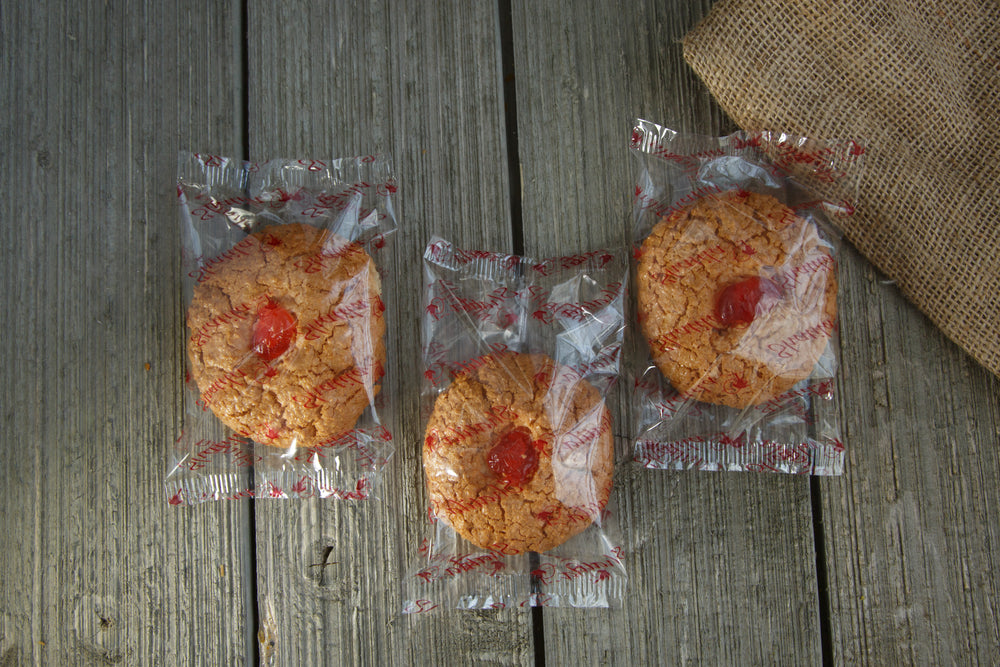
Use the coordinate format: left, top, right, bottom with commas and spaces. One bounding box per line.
683, 0, 1000, 379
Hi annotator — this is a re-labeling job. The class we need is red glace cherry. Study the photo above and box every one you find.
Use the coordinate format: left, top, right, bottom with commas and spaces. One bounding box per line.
715, 276, 781, 327
487, 426, 539, 487
251, 298, 297, 361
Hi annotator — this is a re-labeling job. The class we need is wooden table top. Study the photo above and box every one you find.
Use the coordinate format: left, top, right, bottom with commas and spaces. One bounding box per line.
2, 1, 998, 665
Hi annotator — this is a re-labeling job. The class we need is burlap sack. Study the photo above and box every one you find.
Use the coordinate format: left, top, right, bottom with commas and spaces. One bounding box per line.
683, 0, 1000, 379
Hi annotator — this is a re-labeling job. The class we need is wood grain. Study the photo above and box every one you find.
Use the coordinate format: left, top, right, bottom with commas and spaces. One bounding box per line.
824, 245, 1000, 664
0, 1, 250, 665
508, 1, 823, 663
247, 1, 532, 664
4, 0, 999, 664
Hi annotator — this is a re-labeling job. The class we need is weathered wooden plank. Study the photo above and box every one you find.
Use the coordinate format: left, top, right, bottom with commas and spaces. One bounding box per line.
510, 0, 823, 663
0, 1, 250, 665
823, 245, 1000, 664
248, 1, 533, 664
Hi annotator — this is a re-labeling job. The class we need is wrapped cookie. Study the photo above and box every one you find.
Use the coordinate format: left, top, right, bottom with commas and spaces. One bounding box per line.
403, 238, 627, 612
165, 153, 397, 504
629, 119, 863, 474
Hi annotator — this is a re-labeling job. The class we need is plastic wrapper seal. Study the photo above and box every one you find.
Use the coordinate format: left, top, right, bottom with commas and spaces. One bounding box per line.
165, 152, 397, 504
629, 119, 864, 475
402, 238, 628, 612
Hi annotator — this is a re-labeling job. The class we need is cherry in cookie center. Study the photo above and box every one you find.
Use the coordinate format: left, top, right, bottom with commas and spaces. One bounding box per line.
251, 298, 297, 361
486, 426, 544, 487
715, 276, 783, 328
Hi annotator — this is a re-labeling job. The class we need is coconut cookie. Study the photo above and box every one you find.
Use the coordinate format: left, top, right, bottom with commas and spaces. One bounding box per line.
186, 223, 385, 448
423, 352, 613, 554
637, 190, 837, 408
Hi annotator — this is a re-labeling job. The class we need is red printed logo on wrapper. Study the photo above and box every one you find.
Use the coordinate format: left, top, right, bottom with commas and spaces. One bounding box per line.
290, 476, 312, 495
190, 235, 278, 283
424, 343, 511, 384
440, 552, 507, 578
520, 593, 554, 608
375, 180, 398, 197
297, 159, 327, 172
636, 436, 708, 468
435, 483, 521, 521
199, 154, 224, 168
301, 295, 382, 342
756, 379, 834, 421
197, 368, 251, 408
425, 405, 516, 455
425, 296, 446, 321
531, 250, 615, 276
652, 312, 724, 352
718, 432, 747, 450
292, 361, 382, 410
652, 392, 703, 419
426, 240, 448, 262
725, 374, 750, 394
404, 600, 439, 614
295, 430, 377, 469
424, 341, 446, 362
530, 283, 622, 324
428, 282, 512, 322
653, 244, 728, 286
311, 181, 370, 214
531, 563, 557, 585
301, 476, 371, 501
186, 435, 257, 471
555, 408, 612, 456
300, 206, 326, 219
731, 133, 763, 151
532, 308, 553, 324
646, 184, 724, 220
496, 310, 517, 329
767, 318, 838, 360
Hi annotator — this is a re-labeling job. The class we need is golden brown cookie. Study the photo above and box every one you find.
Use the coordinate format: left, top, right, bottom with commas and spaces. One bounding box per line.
637, 190, 837, 408
186, 223, 385, 448
423, 352, 613, 554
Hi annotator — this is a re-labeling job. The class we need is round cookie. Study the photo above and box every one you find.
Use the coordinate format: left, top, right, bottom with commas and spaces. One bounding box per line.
186, 222, 385, 448
637, 190, 837, 408
423, 352, 613, 554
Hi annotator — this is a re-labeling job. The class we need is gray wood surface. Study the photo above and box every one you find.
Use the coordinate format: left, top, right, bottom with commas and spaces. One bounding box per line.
825, 245, 1000, 665
0, 1, 251, 665
2, 0, 998, 665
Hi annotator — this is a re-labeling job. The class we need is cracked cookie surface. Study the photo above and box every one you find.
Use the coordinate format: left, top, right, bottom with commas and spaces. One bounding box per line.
423, 352, 613, 554
186, 223, 385, 448
637, 190, 837, 407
